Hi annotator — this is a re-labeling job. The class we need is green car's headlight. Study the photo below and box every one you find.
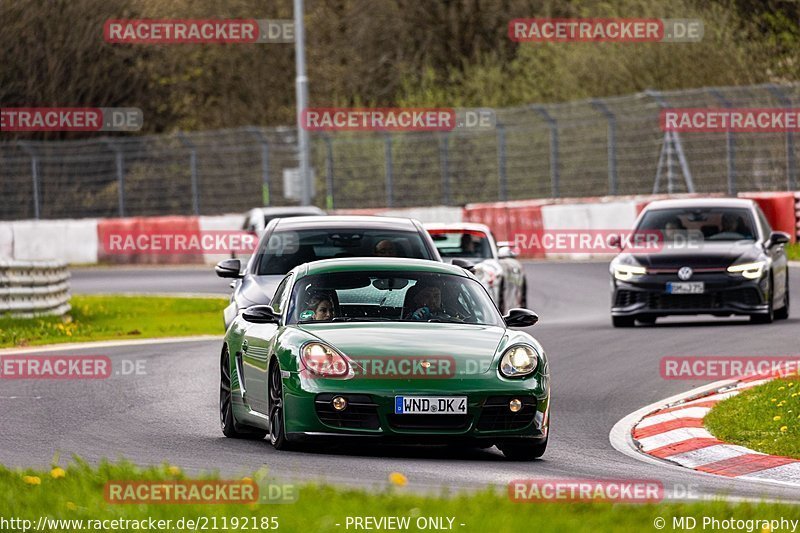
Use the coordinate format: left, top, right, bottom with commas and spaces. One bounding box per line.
727, 261, 766, 280
613, 264, 647, 281
301, 342, 349, 378
499, 345, 538, 378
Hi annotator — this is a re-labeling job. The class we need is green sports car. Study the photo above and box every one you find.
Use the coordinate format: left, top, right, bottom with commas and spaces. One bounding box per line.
219, 257, 550, 460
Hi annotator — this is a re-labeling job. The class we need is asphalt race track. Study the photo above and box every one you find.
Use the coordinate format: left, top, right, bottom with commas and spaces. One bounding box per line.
3, 262, 799, 501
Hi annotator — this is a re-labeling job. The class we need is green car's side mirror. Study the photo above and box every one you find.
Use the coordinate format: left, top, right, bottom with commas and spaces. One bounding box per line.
503, 308, 538, 328
242, 305, 279, 324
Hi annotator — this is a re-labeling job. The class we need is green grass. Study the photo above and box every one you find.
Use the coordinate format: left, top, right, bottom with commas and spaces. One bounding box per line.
2, 460, 799, 533
787, 243, 800, 262
705, 377, 800, 459
0, 295, 227, 348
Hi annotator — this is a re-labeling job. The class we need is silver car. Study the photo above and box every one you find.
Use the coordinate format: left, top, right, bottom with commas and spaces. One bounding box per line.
216, 215, 442, 328
425, 223, 527, 313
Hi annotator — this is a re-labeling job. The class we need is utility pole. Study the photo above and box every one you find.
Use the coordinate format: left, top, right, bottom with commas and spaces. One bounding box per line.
294, 0, 312, 205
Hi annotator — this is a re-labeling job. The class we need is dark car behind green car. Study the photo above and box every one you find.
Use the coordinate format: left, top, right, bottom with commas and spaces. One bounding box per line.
220, 258, 550, 460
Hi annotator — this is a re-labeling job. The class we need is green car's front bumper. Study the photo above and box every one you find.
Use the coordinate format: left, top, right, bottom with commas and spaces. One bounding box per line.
281, 372, 550, 444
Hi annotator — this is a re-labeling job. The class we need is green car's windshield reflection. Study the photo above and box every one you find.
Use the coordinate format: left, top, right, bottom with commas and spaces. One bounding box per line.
288, 271, 504, 327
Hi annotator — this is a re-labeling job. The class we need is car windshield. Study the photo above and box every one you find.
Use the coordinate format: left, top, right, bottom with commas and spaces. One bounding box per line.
429, 230, 492, 260
256, 229, 433, 275
288, 271, 503, 326
636, 207, 758, 242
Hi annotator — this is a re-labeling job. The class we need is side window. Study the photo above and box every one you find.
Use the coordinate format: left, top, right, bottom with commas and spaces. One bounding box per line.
271, 275, 292, 315
756, 207, 772, 238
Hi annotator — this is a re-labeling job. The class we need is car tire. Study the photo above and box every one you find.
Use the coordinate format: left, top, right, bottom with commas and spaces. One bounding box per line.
775, 273, 790, 320
637, 316, 657, 325
499, 438, 547, 461
268, 361, 293, 451
612, 315, 636, 328
220, 347, 267, 440
751, 275, 775, 324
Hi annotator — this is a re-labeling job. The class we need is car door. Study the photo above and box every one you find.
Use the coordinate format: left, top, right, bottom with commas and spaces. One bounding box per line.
240, 274, 291, 415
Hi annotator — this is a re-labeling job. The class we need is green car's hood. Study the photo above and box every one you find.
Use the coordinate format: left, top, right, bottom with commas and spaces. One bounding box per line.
297, 322, 507, 375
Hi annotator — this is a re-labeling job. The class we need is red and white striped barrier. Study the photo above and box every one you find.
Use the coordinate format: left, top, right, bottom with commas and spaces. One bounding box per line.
0, 193, 797, 264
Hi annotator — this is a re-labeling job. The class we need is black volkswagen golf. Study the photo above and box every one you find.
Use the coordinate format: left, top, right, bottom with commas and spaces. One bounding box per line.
610, 198, 791, 327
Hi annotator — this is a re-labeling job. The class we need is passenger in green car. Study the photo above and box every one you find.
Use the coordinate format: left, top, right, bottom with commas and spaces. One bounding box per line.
302, 292, 336, 321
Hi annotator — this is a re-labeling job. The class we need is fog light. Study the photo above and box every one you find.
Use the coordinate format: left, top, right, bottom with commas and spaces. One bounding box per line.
332, 396, 347, 411
509, 399, 522, 413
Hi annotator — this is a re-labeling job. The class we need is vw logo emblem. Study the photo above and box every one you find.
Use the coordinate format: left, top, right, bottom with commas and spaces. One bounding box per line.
678, 267, 693, 281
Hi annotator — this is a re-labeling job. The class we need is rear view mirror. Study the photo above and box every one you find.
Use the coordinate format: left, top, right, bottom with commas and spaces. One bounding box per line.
215, 258, 242, 278
372, 278, 409, 290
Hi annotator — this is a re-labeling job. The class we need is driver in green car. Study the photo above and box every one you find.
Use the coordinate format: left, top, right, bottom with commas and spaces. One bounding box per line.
408, 281, 451, 321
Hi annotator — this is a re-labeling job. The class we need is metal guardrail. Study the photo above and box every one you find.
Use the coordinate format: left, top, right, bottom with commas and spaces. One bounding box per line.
0, 260, 71, 318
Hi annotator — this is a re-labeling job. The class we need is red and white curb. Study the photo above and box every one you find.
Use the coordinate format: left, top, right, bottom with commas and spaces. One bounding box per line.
611, 373, 800, 489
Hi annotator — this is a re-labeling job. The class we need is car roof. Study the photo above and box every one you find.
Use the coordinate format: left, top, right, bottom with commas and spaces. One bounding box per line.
250, 206, 326, 216
424, 222, 492, 234
643, 198, 757, 211
274, 215, 420, 231
296, 257, 468, 278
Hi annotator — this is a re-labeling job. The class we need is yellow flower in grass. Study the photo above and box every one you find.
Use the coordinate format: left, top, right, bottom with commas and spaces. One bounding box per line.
773, 415, 782, 421
167, 465, 182, 476
66, 502, 77, 511
780, 426, 788, 433
23, 476, 41, 486
389, 472, 408, 487
50, 467, 66, 479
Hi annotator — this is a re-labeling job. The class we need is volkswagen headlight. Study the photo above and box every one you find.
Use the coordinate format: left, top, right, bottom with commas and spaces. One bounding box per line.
613, 264, 647, 281
727, 261, 766, 280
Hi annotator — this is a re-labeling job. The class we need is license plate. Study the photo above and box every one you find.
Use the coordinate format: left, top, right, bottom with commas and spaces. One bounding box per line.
667, 282, 705, 294
394, 396, 467, 414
